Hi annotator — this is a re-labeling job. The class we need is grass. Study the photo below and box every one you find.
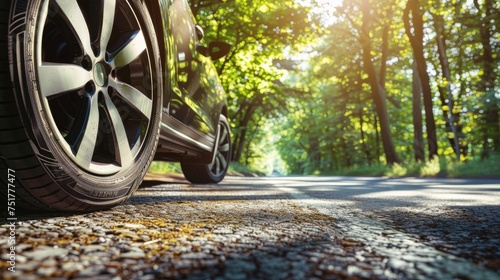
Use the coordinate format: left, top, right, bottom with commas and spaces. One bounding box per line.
148, 155, 500, 179
148, 161, 181, 174
329, 165, 388, 177
445, 154, 500, 178
147, 161, 266, 176
227, 162, 267, 176
327, 155, 500, 178
385, 156, 441, 177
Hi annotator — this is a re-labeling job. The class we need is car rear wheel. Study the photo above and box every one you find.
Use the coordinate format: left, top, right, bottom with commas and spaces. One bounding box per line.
181, 115, 231, 184
0, 0, 162, 211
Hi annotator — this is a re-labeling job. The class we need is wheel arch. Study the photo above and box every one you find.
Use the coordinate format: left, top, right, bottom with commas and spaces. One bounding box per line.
144, 0, 167, 68
221, 105, 228, 119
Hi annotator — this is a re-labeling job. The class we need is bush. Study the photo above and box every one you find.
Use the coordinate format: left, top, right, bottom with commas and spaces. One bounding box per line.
329, 155, 499, 178
447, 154, 500, 178
148, 161, 181, 174
228, 162, 267, 176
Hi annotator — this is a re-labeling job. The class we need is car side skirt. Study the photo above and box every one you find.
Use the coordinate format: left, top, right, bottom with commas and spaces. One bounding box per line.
155, 113, 215, 164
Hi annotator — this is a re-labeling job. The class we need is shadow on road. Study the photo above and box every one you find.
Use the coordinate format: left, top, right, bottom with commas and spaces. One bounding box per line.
137, 175, 500, 208
135, 174, 500, 275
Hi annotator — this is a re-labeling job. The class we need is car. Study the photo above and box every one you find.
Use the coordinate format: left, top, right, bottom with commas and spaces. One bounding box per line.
0, 0, 232, 211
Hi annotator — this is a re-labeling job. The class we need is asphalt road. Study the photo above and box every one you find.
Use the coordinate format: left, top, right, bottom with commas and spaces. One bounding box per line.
2, 175, 500, 279
262, 176, 500, 278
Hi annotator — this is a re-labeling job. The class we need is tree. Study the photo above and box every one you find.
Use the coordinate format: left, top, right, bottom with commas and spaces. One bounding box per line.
412, 58, 425, 162
432, 11, 461, 159
189, 0, 499, 175
403, 0, 439, 160
358, 0, 401, 165
192, 0, 322, 167
473, 0, 499, 156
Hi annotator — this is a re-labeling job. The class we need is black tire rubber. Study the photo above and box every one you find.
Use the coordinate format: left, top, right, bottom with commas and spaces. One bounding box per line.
0, 0, 162, 212
181, 115, 232, 184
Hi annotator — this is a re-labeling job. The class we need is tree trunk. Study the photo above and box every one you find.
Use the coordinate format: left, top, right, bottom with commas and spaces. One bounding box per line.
379, 24, 390, 88
412, 58, 425, 162
374, 113, 381, 162
359, 109, 372, 164
308, 135, 321, 172
433, 14, 461, 159
456, 42, 469, 157
404, 0, 439, 160
232, 100, 258, 162
244, 121, 261, 166
360, 0, 400, 165
474, 0, 499, 156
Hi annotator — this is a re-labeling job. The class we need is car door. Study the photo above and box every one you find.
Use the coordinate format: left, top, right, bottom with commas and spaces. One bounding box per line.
168, 0, 217, 135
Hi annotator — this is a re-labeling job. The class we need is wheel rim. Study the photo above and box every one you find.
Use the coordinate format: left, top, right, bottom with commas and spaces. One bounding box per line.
34, 0, 154, 175
208, 121, 230, 177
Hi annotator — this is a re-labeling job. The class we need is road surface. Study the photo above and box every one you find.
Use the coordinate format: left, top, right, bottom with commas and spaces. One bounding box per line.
2, 175, 499, 279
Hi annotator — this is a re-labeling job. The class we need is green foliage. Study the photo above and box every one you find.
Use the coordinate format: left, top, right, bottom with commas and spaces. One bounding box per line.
385, 156, 441, 177
445, 154, 500, 178
191, 0, 324, 170
324, 156, 499, 178
270, 0, 499, 175
148, 162, 181, 174
227, 162, 267, 176
419, 157, 442, 177
191, 0, 499, 176
328, 165, 389, 177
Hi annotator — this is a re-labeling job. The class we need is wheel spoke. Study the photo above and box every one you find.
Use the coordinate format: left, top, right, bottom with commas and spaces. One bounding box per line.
38, 63, 90, 97
39, 0, 156, 176
99, 0, 117, 56
54, 0, 93, 55
75, 95, 100, 169
109, 80, 152, 119
102, 94, 134, 167
214, 157, 221, 176
218, 153, 227, 171
207, 122, 230, 177
219, 143, 230, 153
220, 127, 228, 143
110, 31, 147, 69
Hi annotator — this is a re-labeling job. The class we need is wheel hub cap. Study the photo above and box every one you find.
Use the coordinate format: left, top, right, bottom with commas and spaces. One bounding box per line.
93, 63, 107, 87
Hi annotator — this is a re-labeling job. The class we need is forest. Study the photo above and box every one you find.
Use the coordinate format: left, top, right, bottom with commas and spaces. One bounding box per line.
183, 0, 499, 176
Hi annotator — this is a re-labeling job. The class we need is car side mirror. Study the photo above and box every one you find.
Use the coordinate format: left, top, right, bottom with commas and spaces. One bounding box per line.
195, 25, 204, 40
208, 42, 232, 60
197, 42, 232, 60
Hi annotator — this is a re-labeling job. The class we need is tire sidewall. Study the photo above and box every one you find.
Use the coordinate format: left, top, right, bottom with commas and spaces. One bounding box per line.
10, 0, 162, 205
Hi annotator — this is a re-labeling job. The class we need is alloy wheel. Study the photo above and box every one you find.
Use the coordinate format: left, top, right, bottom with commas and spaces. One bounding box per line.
35, 0, 154, 175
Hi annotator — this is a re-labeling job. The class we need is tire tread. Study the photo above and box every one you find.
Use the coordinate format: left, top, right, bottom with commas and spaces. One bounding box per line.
0, 0, 55, 212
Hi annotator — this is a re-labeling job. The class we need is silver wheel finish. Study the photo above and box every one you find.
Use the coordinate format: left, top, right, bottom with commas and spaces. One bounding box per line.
208, 120, 231, 178
35, 0, 154, 175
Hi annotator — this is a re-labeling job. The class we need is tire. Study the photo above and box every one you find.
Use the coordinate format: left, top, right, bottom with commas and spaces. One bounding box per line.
181, 115, 232, 184
0, 0, 162, 212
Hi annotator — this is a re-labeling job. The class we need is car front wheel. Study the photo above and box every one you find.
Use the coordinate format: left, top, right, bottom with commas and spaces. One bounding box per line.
0, 0, 162, 211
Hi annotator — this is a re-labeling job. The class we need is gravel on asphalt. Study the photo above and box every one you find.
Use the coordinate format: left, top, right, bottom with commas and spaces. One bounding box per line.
2, 178, 499, 280
1, 184, 381, 280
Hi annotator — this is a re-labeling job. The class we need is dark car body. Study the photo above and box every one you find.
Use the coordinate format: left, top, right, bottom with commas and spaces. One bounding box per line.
150, 0, 228, 163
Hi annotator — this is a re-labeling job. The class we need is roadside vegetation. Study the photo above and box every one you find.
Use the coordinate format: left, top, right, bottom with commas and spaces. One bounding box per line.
149, 155, 499, 178
327, 155, 500, 178
148, 162, 182, 175
170, 0, 499, 178
148, 161, 268, 177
